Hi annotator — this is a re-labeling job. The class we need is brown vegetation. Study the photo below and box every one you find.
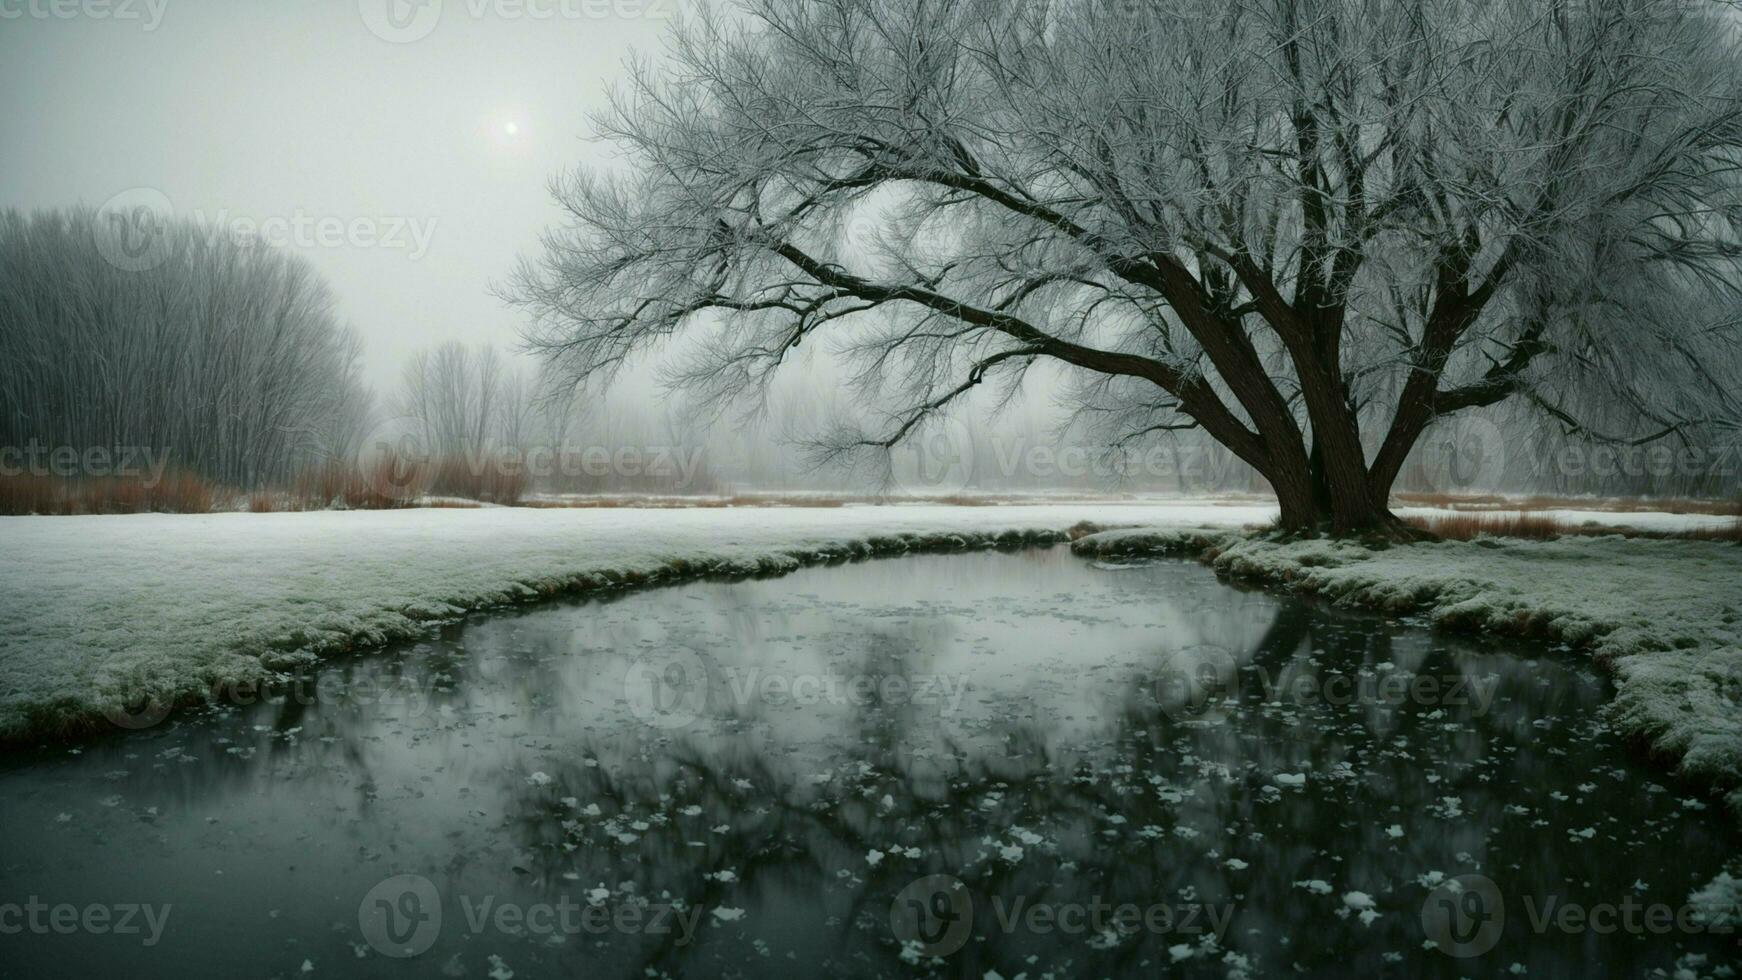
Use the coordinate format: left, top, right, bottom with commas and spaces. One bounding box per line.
1404, 511, 1742, 543
0, 472, 214, 516
426, 455, 527, 506
521, 493, 847, 509
0, 449, 507, 515
1394, 491, 1742, 516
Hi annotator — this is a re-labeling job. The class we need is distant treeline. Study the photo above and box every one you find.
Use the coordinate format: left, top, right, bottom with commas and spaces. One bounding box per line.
1, 206, 1733, 513
0, 207, 371, 491
388, 341, 718, 500
0, 203, 716, 514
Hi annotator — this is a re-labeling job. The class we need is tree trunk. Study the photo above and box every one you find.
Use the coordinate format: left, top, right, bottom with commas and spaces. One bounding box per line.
1269, 462, 1323, 532
1307, 440, 1334, 520
1267, 419, 1416, 538
1291, 361, 1392, 534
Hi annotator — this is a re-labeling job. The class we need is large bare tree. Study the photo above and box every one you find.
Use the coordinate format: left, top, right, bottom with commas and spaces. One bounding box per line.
512, 0, 1742, 533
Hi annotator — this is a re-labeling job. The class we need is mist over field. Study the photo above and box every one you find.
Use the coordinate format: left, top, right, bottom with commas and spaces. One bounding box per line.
7, 1, 1742, 509
4, 2, 1742, 978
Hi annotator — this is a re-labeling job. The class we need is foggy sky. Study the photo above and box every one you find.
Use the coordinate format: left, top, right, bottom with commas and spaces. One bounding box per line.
0, 0, 674, 391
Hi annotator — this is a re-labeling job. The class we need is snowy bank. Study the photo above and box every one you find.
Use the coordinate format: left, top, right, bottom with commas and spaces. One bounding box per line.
0, 502, 1273, 741
6, 501, 1734, 797
1073, 527, 1742, 818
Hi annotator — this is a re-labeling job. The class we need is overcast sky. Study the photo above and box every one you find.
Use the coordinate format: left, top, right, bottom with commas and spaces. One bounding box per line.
0, 0, 674, 390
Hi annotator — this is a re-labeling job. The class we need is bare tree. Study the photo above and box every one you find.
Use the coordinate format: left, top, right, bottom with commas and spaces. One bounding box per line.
511, 0, 1742, 532
396, 342, 518, 459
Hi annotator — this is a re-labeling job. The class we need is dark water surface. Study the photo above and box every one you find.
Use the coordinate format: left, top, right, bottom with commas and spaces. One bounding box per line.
1, 547, 1736, 978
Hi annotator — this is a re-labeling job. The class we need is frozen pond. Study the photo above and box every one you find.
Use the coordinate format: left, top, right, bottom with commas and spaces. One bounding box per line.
1, 547, 1735, 978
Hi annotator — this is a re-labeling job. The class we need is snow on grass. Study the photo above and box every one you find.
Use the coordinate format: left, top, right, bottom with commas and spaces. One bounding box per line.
1076, 522, 1742, 913
1687, 871, 1742, 930
1074, 527, 1742, 820
1394, 506, 1736, 535
0, 502, 1271, 741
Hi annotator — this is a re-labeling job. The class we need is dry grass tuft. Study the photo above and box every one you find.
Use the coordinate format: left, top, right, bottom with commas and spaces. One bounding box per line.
1405, 513, 1574, 541
427, 456, 527, 506
288, 461, 393, 510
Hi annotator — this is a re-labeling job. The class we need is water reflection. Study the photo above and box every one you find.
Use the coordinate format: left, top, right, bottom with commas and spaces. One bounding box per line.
0, 547, 1734, 978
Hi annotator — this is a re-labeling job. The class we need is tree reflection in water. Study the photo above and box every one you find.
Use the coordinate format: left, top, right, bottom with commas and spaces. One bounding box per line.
0, 548, 1734, 978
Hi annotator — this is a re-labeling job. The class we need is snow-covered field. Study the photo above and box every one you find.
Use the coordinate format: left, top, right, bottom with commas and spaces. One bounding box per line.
0, 501, 1274, 740
1076, 526, 1742, 821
